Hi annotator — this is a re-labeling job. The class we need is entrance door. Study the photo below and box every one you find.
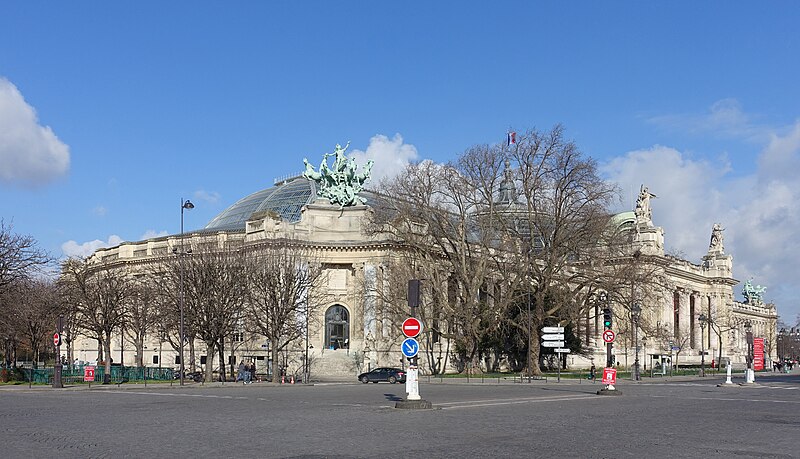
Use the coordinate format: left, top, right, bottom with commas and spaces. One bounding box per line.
325, 305, 349, 350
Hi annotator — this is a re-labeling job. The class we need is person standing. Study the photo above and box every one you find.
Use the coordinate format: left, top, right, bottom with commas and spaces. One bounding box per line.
236, 361, 245, 383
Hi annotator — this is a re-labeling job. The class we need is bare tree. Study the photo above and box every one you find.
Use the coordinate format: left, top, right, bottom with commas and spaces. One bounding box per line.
244, 242, 325, 384
0, 220, 50, 292
125, 277, 161, 367
60, 258, 131, 383
369, 153, 512, 374
12, 279, 60, 367
182, 247, 247, 382
504, 125, 619, 374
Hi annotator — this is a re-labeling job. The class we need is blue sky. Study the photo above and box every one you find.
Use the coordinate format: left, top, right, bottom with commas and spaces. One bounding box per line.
1, 2, 799, 323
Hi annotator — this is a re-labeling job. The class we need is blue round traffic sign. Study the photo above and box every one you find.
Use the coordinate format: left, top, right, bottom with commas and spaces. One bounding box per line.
401, 338, 419, 358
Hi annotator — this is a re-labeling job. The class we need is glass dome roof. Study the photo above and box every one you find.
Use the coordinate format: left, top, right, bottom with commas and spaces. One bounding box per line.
204, 176, 381, 232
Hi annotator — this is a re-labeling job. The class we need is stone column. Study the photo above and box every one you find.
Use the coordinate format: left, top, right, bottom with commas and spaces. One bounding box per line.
363, 263, 377, 341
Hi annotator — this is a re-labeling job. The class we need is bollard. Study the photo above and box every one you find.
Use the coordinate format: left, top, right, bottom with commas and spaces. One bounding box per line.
725, 359, 733, 385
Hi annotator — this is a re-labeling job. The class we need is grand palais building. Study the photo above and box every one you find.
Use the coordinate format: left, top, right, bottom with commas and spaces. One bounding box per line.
78, 152, 778, 379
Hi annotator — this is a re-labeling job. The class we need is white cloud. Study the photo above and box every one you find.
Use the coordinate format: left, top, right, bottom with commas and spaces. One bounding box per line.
647, 98, 767, 142
348, 133, 419, 185
602, 121, 800, 322
61, 235, 124, 259
140, 229, 169, 240
193, 190, 221, 204
92, 206, 108, 217
0, 78, 70, 187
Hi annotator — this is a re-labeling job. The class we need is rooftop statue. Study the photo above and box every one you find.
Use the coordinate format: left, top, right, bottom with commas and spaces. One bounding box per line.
303, 142, 374, 207
709, 223, 725, 252
742, 279, 767, 305
635, 184, 657, 222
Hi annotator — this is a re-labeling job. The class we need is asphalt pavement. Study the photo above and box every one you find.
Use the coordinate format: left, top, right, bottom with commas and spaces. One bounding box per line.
1, 371, 798, 458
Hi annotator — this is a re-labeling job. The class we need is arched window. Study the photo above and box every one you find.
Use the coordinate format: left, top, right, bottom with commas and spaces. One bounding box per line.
325, 305, 350, 350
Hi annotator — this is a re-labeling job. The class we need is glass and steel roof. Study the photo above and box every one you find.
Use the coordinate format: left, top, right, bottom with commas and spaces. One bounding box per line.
204, 177, 317, 231
204, 176, 382, 232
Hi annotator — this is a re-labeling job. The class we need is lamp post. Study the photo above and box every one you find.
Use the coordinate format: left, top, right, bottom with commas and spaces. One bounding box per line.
632, 302, 641, 381
304, 302, 310, 384
642, 336, 648, 376
744, 319, 754, 383
698, 314, 707, 377
178, 198, 194, 386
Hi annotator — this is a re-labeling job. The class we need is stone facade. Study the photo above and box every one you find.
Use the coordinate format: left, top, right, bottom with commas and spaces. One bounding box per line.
77, 179, 778, 378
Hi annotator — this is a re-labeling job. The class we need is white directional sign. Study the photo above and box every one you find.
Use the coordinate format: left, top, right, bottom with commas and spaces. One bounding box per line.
554, 348, 571, 353
541, 326, 565, 334
541, 341, 565, 348
541, 334, 565, 341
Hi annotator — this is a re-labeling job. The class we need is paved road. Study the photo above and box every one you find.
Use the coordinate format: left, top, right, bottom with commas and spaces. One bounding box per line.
2, 373, 798, 458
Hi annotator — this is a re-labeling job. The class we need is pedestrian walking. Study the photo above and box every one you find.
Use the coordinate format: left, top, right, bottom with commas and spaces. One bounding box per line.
589, 363, 596, 382
243, 362, 252, 384
236, 361, 245, 383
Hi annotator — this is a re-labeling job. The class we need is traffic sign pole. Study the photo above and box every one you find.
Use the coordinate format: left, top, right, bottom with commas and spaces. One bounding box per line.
53, 316, 64, 389
394, 280, 432, 409
406, 280, 421, 401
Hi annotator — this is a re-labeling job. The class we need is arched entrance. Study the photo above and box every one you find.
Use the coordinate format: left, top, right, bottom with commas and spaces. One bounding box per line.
325, 305, 350, 350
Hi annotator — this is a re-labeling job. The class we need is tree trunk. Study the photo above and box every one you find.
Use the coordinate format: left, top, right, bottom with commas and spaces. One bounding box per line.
271, 338, 281, 384
135, 337, 145, 367
189, 340, 196, 372
216, 339, 226, 382
204, 342, 214, 382
103, 339, 112, 384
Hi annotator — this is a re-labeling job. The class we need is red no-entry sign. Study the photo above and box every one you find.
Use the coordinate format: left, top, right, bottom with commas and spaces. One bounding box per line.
402, 317, 423, 338
602, 329, 615, 343
53, 332, 61, 347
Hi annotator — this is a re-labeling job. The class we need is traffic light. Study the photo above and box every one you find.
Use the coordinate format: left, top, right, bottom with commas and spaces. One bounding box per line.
603, 308, 613, 329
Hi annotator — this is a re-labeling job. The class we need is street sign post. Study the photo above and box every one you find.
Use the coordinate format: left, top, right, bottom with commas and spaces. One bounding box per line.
540, 326, 565, 334
402, 317, 423, 338
554, 348, 570, 353
541, 341, 565, 348
52, 316, 64, 388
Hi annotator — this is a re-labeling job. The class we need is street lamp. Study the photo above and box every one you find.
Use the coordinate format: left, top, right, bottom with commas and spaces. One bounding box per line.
744, 319, 754, 383
698, 314, 707, 377
178, 198, 194, 386
642, 336, 648, 376
632, 302, 641, 381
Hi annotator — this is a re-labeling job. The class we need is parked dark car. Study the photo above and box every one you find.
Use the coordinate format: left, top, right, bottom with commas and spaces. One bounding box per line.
358, 367, 406, 384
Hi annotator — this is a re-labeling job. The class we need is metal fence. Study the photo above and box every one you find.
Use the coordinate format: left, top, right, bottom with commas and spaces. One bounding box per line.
14, 365, 175, 384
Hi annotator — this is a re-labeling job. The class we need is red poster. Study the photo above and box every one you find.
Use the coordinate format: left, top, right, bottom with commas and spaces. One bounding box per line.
753, 337, 765, 371
84, 366, 95, 382
601, 367, 617, 385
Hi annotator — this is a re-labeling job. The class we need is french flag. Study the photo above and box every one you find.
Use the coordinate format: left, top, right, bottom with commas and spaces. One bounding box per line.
507, 131, 516, 146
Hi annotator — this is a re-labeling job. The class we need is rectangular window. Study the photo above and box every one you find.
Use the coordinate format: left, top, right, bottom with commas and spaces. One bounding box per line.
673, 292, 680, 339
152, 355, 159, 364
